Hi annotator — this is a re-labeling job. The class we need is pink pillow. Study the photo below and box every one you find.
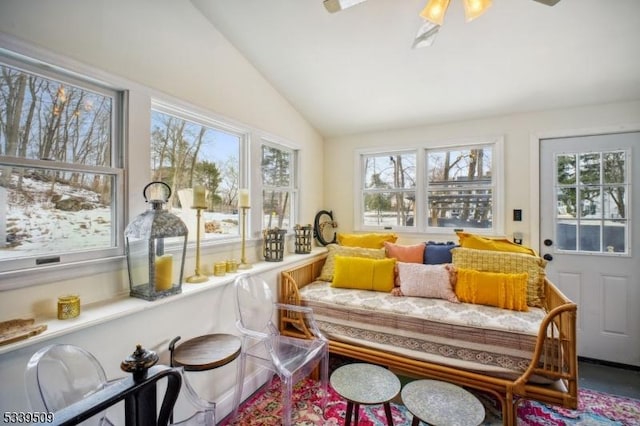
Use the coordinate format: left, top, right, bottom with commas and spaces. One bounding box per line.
384, 242, 424, 263
397, 262, 459, 303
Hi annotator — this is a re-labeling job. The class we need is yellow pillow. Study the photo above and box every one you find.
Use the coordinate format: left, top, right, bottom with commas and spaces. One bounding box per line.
455, 268, 529, 312
452, 247, 546, 307
331, 256, 396, 292
318, 244, 386, 281
457, 232, 537, 256
337, 233, 398, 249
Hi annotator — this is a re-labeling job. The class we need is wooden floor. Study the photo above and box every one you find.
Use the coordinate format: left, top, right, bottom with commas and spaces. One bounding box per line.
578, 358, 640, 399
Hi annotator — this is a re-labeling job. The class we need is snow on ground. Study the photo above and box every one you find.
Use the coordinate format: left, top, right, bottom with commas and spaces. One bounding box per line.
0, 174, 240, 260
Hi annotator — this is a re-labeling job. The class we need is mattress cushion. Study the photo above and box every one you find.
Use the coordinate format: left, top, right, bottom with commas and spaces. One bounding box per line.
299, 280, 550, 381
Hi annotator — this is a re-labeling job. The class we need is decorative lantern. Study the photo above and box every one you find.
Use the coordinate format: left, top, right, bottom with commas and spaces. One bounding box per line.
294, 224, 313, 254
263, 227, 287, 262
125, 182, 188, 301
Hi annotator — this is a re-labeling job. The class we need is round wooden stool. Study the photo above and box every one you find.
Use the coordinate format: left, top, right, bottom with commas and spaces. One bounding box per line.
330, 363, 400, 426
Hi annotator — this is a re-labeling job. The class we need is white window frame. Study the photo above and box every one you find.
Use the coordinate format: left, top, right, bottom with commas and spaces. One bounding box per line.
0, 48, 125, 277
355, 137, 504, 235
150, 99, 251, 244
259, 137, 299, 232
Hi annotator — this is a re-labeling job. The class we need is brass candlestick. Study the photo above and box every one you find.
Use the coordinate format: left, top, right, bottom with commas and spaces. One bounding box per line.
238, 206, 252, 269
186, 207, 208, 283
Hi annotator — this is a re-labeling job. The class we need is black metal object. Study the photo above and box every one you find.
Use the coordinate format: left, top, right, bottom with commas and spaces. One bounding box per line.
36, 346, 182, 426
313, 210, 337, 246
121, 344, 161, 381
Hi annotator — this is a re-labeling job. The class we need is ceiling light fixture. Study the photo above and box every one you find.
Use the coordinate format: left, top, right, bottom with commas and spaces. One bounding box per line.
323, 0, 560, 48
420, 0, 492, 26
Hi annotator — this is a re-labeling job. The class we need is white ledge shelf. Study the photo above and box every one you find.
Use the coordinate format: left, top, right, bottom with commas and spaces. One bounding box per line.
0, 250, 325, 356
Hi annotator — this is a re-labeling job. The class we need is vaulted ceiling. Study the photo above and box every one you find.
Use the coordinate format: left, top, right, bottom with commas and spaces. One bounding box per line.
191, 0, 640, 138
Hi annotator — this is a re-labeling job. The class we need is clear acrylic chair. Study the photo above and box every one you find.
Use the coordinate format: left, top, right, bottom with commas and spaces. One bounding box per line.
25, 344, 115, 426
25, 343, 207, 426
232, 273, 329, 426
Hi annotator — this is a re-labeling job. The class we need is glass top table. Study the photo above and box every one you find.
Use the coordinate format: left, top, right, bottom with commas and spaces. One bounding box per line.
330, 363, 401, 426
401, 379, 485, 426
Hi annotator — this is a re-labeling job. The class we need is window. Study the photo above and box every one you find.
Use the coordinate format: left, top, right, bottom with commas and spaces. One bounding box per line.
361, 151, 417, 228
0, 54, 123, 273
555, 150, 629, 253
357, 139, 502, 234
150, 104, 243, 242
426, 144, 494, 230
261, 142, 296, 230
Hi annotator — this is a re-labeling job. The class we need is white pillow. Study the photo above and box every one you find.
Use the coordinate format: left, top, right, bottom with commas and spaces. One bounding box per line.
397, 262, 459, 303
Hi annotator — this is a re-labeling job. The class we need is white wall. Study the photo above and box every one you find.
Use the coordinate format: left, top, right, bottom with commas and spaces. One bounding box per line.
324, 100, 640, 249
0, 0, 324, 418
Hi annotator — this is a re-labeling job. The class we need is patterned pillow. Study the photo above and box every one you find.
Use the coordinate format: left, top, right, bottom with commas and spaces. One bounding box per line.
455, 268, 529, 311
452, 247, 547, 307
397, 262, 459, 303
318, 244, 386, 282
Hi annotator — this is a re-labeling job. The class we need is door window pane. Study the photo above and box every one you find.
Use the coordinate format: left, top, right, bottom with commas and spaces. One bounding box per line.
603, 151, 625, 184
554, 150, 629, 254
603, 186, 626, 219
604, 220, 626, 253
579, 220, 601, 252
556, 221, 577, 251
579, 187, 601, 218
579, 153, 600, 184
556, 154, 576, 185
556, 188, 577, 218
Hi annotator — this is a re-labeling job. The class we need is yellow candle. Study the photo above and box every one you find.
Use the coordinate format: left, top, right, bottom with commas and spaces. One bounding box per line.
155, 254, 173, 291
192, 185, 207, 209
239, 189, 250, 208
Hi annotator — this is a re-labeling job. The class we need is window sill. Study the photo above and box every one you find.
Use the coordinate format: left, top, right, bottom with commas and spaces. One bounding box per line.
0, 249, 326, 356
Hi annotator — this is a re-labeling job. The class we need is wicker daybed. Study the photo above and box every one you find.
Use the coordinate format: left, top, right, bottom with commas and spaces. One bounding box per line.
279, 253, 578, 426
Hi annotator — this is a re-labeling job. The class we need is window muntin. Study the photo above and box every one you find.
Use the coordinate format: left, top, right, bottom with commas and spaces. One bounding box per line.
0, 57, 122, 272
261, 143, 296, 230
150, 108, 242, 241
357, 141, 501, 233
426, 145, 493, 230
362, 152, 416, 228
555, 150, 629, 254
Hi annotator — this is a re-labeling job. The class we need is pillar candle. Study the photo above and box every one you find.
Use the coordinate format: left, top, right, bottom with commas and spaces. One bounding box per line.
155, 254, 173, 291
239, 189, 250, 208
192, 185, 207, 209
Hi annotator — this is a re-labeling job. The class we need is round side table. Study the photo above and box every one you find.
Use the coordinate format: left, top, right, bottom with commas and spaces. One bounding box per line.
169, 333, 242, 425
330, 363, 401, 426
401, 379, 485, 426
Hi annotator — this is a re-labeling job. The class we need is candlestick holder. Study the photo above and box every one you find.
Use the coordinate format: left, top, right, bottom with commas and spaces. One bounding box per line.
186, 207, 208, 283
238, 206, 252, 269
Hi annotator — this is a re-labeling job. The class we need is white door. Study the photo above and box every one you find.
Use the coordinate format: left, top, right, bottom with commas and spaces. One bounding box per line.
540, 131, 640, 366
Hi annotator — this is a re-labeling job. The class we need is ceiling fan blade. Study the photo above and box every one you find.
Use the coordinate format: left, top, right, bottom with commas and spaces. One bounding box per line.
532, 0, 561, 5
412, 21, 440, 49
323, 0, 369, 13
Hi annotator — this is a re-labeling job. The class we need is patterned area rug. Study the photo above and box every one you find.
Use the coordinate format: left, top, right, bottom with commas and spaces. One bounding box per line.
220, 376, 640, 425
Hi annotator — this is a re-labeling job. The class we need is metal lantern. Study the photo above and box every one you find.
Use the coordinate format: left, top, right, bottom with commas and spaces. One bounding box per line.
263, 227, 287, 262
294, 224, 313, 254
125, 182, 188, 301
